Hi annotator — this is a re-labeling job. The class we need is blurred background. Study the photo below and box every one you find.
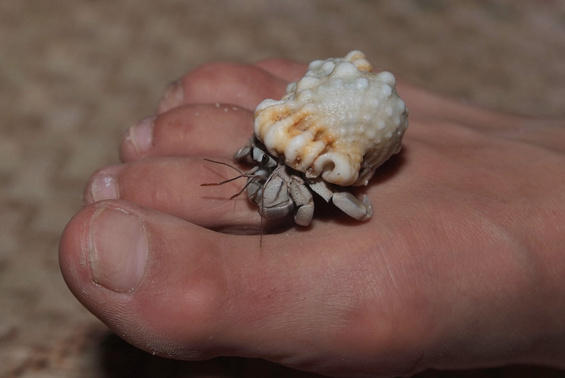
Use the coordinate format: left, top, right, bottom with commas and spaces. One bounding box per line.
1, 1, 564, 376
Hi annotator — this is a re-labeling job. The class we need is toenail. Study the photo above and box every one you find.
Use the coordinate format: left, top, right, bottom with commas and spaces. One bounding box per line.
125, 116, 155, 155
89, 207, 148, 293
158, 79, 184, 113
86, 166, 120, 203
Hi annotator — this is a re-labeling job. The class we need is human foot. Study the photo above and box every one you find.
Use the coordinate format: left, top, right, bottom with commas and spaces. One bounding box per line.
60, 59, 565, 377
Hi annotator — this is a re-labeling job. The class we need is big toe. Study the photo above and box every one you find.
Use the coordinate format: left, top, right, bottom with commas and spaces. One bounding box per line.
59, 200, 239, 359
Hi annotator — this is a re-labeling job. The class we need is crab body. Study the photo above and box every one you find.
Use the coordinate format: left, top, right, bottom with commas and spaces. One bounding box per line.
233, 137, 372, 226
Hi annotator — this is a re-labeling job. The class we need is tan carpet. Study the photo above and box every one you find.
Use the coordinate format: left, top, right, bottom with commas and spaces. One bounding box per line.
1, 1, 564, 376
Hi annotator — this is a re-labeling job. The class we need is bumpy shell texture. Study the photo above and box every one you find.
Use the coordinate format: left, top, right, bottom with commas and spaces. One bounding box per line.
254, 50, 408, 186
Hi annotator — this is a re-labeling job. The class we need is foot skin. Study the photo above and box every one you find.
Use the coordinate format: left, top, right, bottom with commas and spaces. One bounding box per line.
60, 60, 565, 377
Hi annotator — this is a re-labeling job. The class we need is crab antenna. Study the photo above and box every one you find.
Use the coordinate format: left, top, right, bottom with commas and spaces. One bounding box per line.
258, 174, 270, 248
201, 158, 247, 186
259, 218, 264, 247
259, 198, 265, 247
228, 178, 255, 200
202, 158, 260, 200
202, 158, 245, 174
200, 175, 245, 187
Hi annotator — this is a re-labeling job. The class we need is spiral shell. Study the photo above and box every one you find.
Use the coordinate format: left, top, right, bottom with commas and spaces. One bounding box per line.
254, 50, 408, 186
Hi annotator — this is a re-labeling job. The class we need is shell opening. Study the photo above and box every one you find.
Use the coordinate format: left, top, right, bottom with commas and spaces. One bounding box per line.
310, 153, 358, 186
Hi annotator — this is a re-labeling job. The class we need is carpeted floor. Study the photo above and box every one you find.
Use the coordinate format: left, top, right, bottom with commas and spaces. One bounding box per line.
1, 1, 564, 376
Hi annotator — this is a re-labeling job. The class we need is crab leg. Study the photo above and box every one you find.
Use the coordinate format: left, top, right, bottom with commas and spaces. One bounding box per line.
308, 178, 372, 221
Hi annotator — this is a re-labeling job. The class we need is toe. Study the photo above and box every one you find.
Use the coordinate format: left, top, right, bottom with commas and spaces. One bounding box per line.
157, 62, 288, 113
252, 59, 307, 83
59, 201, 248, 359
59, 199, 426, 374
120, 104, 254, 162
83, 158, 262, 232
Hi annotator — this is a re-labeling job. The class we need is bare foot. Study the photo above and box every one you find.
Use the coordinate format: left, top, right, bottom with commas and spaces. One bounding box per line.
60, 60, 565, 377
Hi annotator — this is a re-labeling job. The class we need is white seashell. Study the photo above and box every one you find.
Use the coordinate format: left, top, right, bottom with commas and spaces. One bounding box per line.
253, 50, 408, 186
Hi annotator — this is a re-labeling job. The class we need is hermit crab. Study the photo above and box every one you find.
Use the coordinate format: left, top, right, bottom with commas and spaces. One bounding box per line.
204, 50, 408, 226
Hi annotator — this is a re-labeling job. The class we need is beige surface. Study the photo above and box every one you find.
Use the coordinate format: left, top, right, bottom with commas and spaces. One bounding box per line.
1, 1, 564, 376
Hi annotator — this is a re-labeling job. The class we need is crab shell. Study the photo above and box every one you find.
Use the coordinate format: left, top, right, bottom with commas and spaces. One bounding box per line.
253, 50, 408, 186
